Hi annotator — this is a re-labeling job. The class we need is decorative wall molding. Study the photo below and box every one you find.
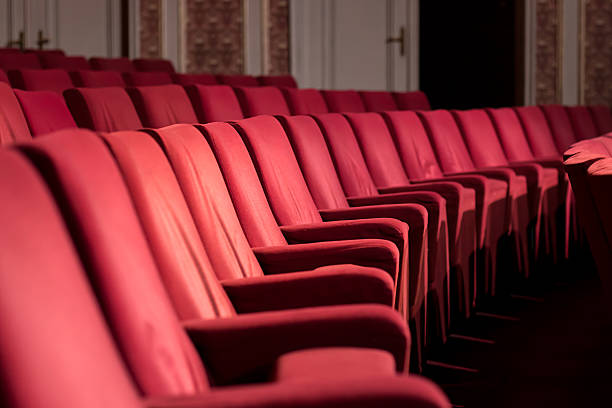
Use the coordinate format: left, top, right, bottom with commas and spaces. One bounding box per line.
581, 0, 612, 105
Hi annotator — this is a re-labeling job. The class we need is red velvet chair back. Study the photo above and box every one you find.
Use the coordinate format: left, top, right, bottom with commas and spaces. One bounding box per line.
566, 105, 600, 140
217, 74, 259, 87
20, 130, 213, 396
0, 82, 31, 146
127, 84, 197, 127
14, 90, 77, 136
152, 124, 265, 280
257, 75, 298, 88
588, 105, 612, 134
313, 113, 380, 197
359, 91, 398, 112
452, 109, 509, 168
8, 68, 74, 93
0, 53, 41, 70
485, 107, 536, 162
185, 84, 244, 122
133, 58, 176, 73
40, 54, 90, 70
322, 90, 366, 113
171, 73, 218, 85
278, 114, 351, 209
539, 104, 578, 152
123, 71, 173, 86
344, 112, 411, 189
393, 91, 431, 110
233, 115, 323, 225
69, 70, 126, 87
234, 86, 291, 116
0, 148, 143, 408
0, 69, 8, 83
514, 106, 560, 157
64, 87, 142, 131
282, 88, 329, 114
199, 122, 288, 247
381, 110, 445, 180
90, 57, 135, 72
418, 110, 476, 173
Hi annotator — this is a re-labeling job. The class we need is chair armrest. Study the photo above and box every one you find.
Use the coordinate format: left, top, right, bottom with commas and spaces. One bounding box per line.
182, 304, 410, 384
221, 265, 394, 313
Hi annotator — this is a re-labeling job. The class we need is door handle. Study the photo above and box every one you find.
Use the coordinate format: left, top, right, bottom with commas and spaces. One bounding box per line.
7, 31, 25, 51
386, 26, 405, 56
37, 30, 50, 50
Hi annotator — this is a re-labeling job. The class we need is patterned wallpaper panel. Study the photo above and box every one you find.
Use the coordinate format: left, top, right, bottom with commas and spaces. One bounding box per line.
184, 0, 244, 74
264, 0, 290, 75
582, 0, 612, 106
140, 0, 162, 59
535, 0, 561, 105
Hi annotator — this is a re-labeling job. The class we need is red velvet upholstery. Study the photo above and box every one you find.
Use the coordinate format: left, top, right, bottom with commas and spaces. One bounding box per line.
0, 47, 21, 54
127, 85, 197, 127
514, 106, 561, 156
0, 53, 41, 70
39, 54, 90, 70
14, 90, 77, 136
589, 105, 612, 134
234, 86, 291, 116
486, 108, 538, 161
0, 69, 7, 83
8, 68, 74, 93
171, 73, 219, 85
25, 48, 65, 57
90, 57, 135, 72
123, 71, 173, 86
69, 70, 126, 87
152, 123, 395, 309
566, 105, 600, 140
0, 149, 143, 408
185, 84, 244, 122
393, 91, 431, 110
322, 90, 366, 113
282, 88, 329, 114
217, 74, 259, 87
360, 91, 399, 112
0, 82, 31, 146
257, 75, 298, 88
64, 87, 142, 131
133, 58, 176, 73
540, 104, 578, 152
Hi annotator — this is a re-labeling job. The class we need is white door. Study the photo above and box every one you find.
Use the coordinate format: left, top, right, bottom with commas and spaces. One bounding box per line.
1, 0, 120, 58
291, 0, 418, 91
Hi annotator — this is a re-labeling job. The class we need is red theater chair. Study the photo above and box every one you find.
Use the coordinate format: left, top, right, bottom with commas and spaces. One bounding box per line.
123, 71, 173, 86
453, 109, 561, 261
69, 70, 126, 87
8, 68, 74, 93
588, 105, 612, 134
393, 90, 431, 110
282, 88, 329, 114
360, 91, 399, 111
0, 83, 32, 146
64, 87, 142, 131
540, 104, 578, 153
39, 54, 90, 70
133, 57, 175, 73
0, 70, 8, 83
185, 84, 244, 122
321, 89, 366, 113
0, 47, 20, 54
217, 74, 259, 87
14, 90, 77, 136
9, 134, 449, 407
90, 56, 135, 72
127, 84, 198, 127
0, 53, 41, 70
566, 105, 600, 140
234, 86, 291, 116
171, 72, 219, 85
257, 74, 298, 88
